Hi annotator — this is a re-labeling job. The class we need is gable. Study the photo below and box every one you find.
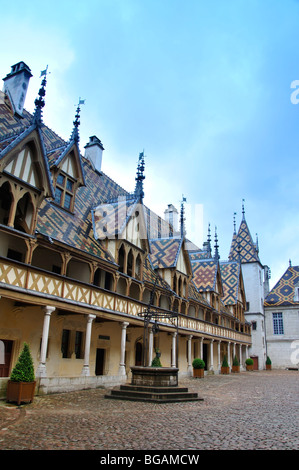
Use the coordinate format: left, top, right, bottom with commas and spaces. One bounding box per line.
0, 126, 53, 197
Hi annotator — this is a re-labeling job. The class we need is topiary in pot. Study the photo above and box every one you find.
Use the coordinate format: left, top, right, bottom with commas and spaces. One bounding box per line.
7, 342, 36, 405
232, 355, 240, 373
266, 356, 272, 370
245, 357, 254, 371
192, 358, 205, 378
221, 355, 230, 374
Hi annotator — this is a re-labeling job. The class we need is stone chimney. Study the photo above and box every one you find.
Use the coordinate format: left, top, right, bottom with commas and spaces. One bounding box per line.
84, 135, 104, 173
2, 61, 32, 117
164, 204, 179, 232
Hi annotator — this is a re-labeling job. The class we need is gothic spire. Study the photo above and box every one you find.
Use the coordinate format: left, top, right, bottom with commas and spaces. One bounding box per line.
242, 198, 246, 220
180, 195, 187, 238
134, 151, 145, 201
70, 98, 85, 143
32, 66, 48, 127
214, 226, 220, 260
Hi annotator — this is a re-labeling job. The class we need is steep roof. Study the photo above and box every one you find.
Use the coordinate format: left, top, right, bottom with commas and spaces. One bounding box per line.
149, 237, 183, 269
264, 265, 299, 307
229, 215, 260, 264
220, 260, 242, 305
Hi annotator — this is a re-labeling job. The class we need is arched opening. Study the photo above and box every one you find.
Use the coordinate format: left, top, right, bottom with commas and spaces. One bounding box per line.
116, 276, 127, 296
118, 244, 125, 273
159, 295, 170, 310
66, 258, 91, 283
142, 288, 152, 305
127, 249, 133, 277
189, 305, 196, 318
14, 192, 34, 234
135, 254, 142, 280
129, 281, 140, 300
93, 268, 113, 290
31, 246, 62, 273
0, 182, 13, 226
135, 341, 143, 366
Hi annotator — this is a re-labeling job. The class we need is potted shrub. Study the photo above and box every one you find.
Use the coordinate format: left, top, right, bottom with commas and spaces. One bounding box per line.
221, 355, 230, 374
192, 358, 205, 378
6, 343, 36, 405
232, 355, 240, 373
245, 357, 254, 371
266, 356, 272, 370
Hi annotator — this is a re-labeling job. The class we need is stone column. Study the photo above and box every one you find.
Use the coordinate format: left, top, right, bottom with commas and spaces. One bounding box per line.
187, 335, 193, 374
36, 306, 55, 377
148, 327, 154, 366
118, 322, 129, 376
233, 342, 236, 361
209, 339, 214, 371
81, 314, 96, 376
171, 332, 177, 368
199, 337, 203, 359
217, 340, 221, 372
239, 343, 243, 370
227, 341, 231, 368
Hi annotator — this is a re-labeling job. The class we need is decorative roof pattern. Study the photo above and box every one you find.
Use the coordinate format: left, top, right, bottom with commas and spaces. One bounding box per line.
191, 259, 218, 292
264, 266, 299, 306
149, 238, 183, 269
220, 261, 241, 305
229, 219, 260, 263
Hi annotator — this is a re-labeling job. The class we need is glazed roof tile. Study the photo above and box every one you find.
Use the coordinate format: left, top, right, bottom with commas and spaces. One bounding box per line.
264, 265, 299, 306
229, 218, 260, 264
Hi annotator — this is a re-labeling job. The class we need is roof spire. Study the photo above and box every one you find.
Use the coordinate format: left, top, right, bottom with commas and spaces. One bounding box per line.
207, 223, 212, 256
214, 226, 220, 260
256, 233, 259, 254
70, 98, 85, 143
134, 151, 145, 201
242, 198, 245, 220
32, 66, 49, 126
180, 195, 187, 238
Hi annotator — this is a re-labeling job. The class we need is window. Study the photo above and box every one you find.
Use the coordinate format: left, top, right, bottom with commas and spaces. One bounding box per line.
273, 312, 284, 335
54, 172, 75, 211
252, 321, 257, 331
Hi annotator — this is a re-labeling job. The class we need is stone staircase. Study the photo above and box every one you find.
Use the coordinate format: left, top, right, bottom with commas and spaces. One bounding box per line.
105, 384, 203, 403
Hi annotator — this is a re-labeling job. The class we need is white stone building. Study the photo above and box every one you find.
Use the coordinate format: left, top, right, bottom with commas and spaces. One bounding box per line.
264, 263, 299, 369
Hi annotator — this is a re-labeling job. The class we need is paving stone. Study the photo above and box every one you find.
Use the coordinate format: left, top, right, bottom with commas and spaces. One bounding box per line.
0, 370, 298, 451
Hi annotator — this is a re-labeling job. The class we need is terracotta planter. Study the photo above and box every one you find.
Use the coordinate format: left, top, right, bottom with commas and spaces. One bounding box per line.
232, 365, 240, 373
246, 364, 253, 371
221, 366, 230, 374
6, 380, 36, 405
266, 364, 271, 370
193, 368, 204, 378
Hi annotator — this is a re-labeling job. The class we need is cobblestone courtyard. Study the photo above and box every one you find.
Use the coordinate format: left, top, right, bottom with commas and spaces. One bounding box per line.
0, 369, 298, 452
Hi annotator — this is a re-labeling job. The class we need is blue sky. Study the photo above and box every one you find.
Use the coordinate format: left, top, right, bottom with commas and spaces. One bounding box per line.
1, 0, 299, 288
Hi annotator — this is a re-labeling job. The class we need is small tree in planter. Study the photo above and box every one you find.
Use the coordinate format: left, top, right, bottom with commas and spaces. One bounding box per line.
232, 355, 240, 373
6, 342, 36, 405
221, 355, 230, 374
266, 356, 272, 370
245, 357, 254, 371
192, 358, 205, 378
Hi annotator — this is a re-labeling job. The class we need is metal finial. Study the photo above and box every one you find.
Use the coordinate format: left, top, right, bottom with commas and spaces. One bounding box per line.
242, 199, 245, 219
70, 98, 85, 143
233, 212, 237, 234
180, 195, 186, 238
32, 66, 49, 126
134, 151, 145, 200
214, 226, 219, 260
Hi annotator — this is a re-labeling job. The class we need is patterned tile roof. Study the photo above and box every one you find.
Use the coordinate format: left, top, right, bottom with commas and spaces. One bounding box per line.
264, 265, 299, 306
191, 259, 219, 292
149, 237, 183, 269
229, 217, 260, 264
220, 261, 241, 305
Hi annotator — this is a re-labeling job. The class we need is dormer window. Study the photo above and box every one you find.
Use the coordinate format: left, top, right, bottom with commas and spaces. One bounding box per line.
54, 172, 75, 211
